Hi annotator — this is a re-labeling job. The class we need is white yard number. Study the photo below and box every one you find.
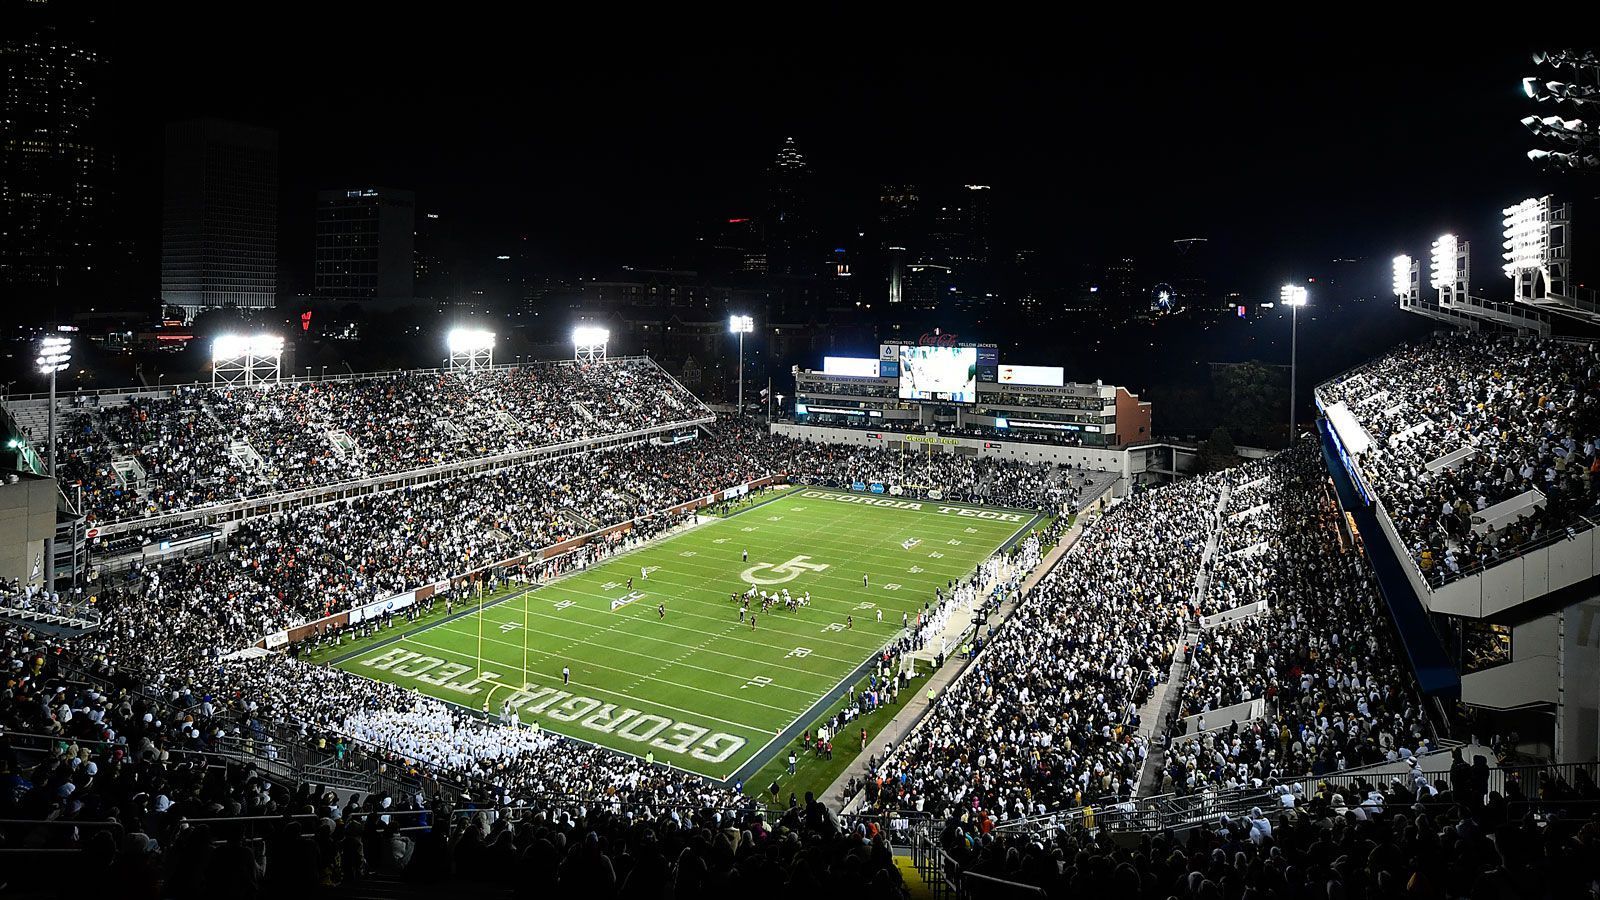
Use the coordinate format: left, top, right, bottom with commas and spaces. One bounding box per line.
928, 551, 944, 559
823, 622, 846, 632
741, 526, 759, 532
553, 600, 575, 611
964, 527, 978, 534
948, 539, 963, 546
713, 538, 730, 544
741, 675, 773, 690
856, 601, 876, 610
883, 583, 903, 591
786, 647, 813, 658
741, 554, 831, 586
602, 581, 621, 591
767, 515, 784, 521
789, 506, 806, 511
908, 566, 924, 574
680, 550, 697, 557
499, 622, 519, 634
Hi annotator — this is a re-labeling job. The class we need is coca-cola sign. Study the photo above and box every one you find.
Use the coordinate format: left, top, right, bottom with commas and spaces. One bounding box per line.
917, 330, 959, 348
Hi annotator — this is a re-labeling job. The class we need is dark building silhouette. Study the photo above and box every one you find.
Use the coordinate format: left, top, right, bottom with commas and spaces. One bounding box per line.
314, 187, 415, 307
161, 118, 278, 320
0, 0, 118, 305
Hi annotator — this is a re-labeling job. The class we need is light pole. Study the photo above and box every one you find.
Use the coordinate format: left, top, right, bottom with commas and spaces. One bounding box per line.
36, 332, 71, 588
729, 315, 754, 413
1280, 284, 1308, 445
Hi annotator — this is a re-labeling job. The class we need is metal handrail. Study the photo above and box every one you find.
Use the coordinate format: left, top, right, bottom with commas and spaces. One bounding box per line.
0, 355, 665, 403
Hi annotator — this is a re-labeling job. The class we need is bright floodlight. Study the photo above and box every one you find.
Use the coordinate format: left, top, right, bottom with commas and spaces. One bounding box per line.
1392, 255, 1412, 297
447, 327, 496, 354
729, 314, 754, 334
1501, 196, 1547, 278
36, 335, 71, 375
572, 325, 610, 362
251, 333, 284, 357
1430, 234, 1458, 292
212, 332, 284, 386
212, 334, 249, 360
1279, 284, 1308, 307
572, 326, 610, 347
212, 332, 283, 361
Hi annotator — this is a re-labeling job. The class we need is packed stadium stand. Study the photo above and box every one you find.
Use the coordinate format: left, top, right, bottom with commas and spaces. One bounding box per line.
2, 352, 1596, 899
1316, 333, 1599, 586
29, 359, 709, 527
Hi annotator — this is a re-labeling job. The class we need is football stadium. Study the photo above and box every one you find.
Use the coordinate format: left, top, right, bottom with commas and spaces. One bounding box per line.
2, 28, 1599, 900
313, 489, 1041, 781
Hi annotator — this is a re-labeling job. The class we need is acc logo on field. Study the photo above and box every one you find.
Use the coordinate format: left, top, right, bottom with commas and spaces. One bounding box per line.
741, 554, 830, 586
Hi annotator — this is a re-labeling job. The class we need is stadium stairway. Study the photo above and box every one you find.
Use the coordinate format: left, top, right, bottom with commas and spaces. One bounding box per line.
894, 851, 934, 900
826, 513, 1095, 810
1136, 482, 1229, 797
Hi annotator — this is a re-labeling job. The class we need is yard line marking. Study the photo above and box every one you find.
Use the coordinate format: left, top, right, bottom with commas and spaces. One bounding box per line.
390, 634, 802, 718
433, 616, 828, 695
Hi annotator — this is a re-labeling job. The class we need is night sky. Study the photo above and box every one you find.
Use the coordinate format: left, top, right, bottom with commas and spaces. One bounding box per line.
100, 17, 1559, 298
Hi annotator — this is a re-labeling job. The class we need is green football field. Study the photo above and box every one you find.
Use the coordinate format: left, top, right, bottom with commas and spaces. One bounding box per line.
317, 487, 1039, 783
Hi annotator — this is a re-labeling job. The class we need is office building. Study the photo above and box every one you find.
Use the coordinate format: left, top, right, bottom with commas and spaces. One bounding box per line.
161, 119, 278, 319
764, 137, 814, 277
0, 1, 114, 296
314, 187, 415, 306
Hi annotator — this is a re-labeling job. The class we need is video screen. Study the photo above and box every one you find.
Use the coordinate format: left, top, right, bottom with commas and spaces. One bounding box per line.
898, 346, 977, 402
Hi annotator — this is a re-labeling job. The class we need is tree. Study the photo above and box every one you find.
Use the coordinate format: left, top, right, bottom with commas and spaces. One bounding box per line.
1210, 361, 1289, 449
1197, 426, 1237, 473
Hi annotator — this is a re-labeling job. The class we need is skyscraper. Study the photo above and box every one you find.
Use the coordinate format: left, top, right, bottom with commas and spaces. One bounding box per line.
414, 210, 450, 300
878, 184, 922, 251
161, 119, 278, 320
930, 184, 992, 273
314, 187, 415, 307
764, 137, 814, 277
1104, 257, 1138, 301
0, 0, 114, 300
1171, 237, 1210, 304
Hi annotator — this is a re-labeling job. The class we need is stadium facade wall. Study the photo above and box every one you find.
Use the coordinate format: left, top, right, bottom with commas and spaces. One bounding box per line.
768, 422, 1172, 495
0, 473, 58, 586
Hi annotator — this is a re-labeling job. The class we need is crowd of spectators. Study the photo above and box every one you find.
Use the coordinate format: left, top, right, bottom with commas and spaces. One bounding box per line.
2, 359, 1493, 895
2, 616, 917, 897
1318, 333, 1600, 584
936, 761, 1600, 900
1167, 448, 1432, 795
860, 471, 1230, 819
54, 359, 705, 525
0, 408, 1120, 881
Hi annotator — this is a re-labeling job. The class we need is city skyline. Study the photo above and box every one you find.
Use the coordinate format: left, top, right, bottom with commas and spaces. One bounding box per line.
3, 9, 1567, 320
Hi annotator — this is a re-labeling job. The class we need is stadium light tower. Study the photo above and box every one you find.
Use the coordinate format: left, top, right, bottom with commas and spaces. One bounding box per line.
447, 327, 495, 372
1279, 284, 1309, 445
36, 330, 71, 587
1520, 50, 1599, 171
1502, 195, 1572, 303
1392, 254, 1415, 300
729, 314, 754, 413
212, 333, 284, 387
572, 325, 610, 363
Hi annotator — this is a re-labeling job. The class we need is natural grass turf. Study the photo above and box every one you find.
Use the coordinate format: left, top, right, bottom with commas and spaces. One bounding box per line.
313, 487, 1034, 781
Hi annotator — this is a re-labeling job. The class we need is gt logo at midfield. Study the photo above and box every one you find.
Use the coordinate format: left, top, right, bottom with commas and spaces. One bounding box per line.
740, 554, 830, 586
